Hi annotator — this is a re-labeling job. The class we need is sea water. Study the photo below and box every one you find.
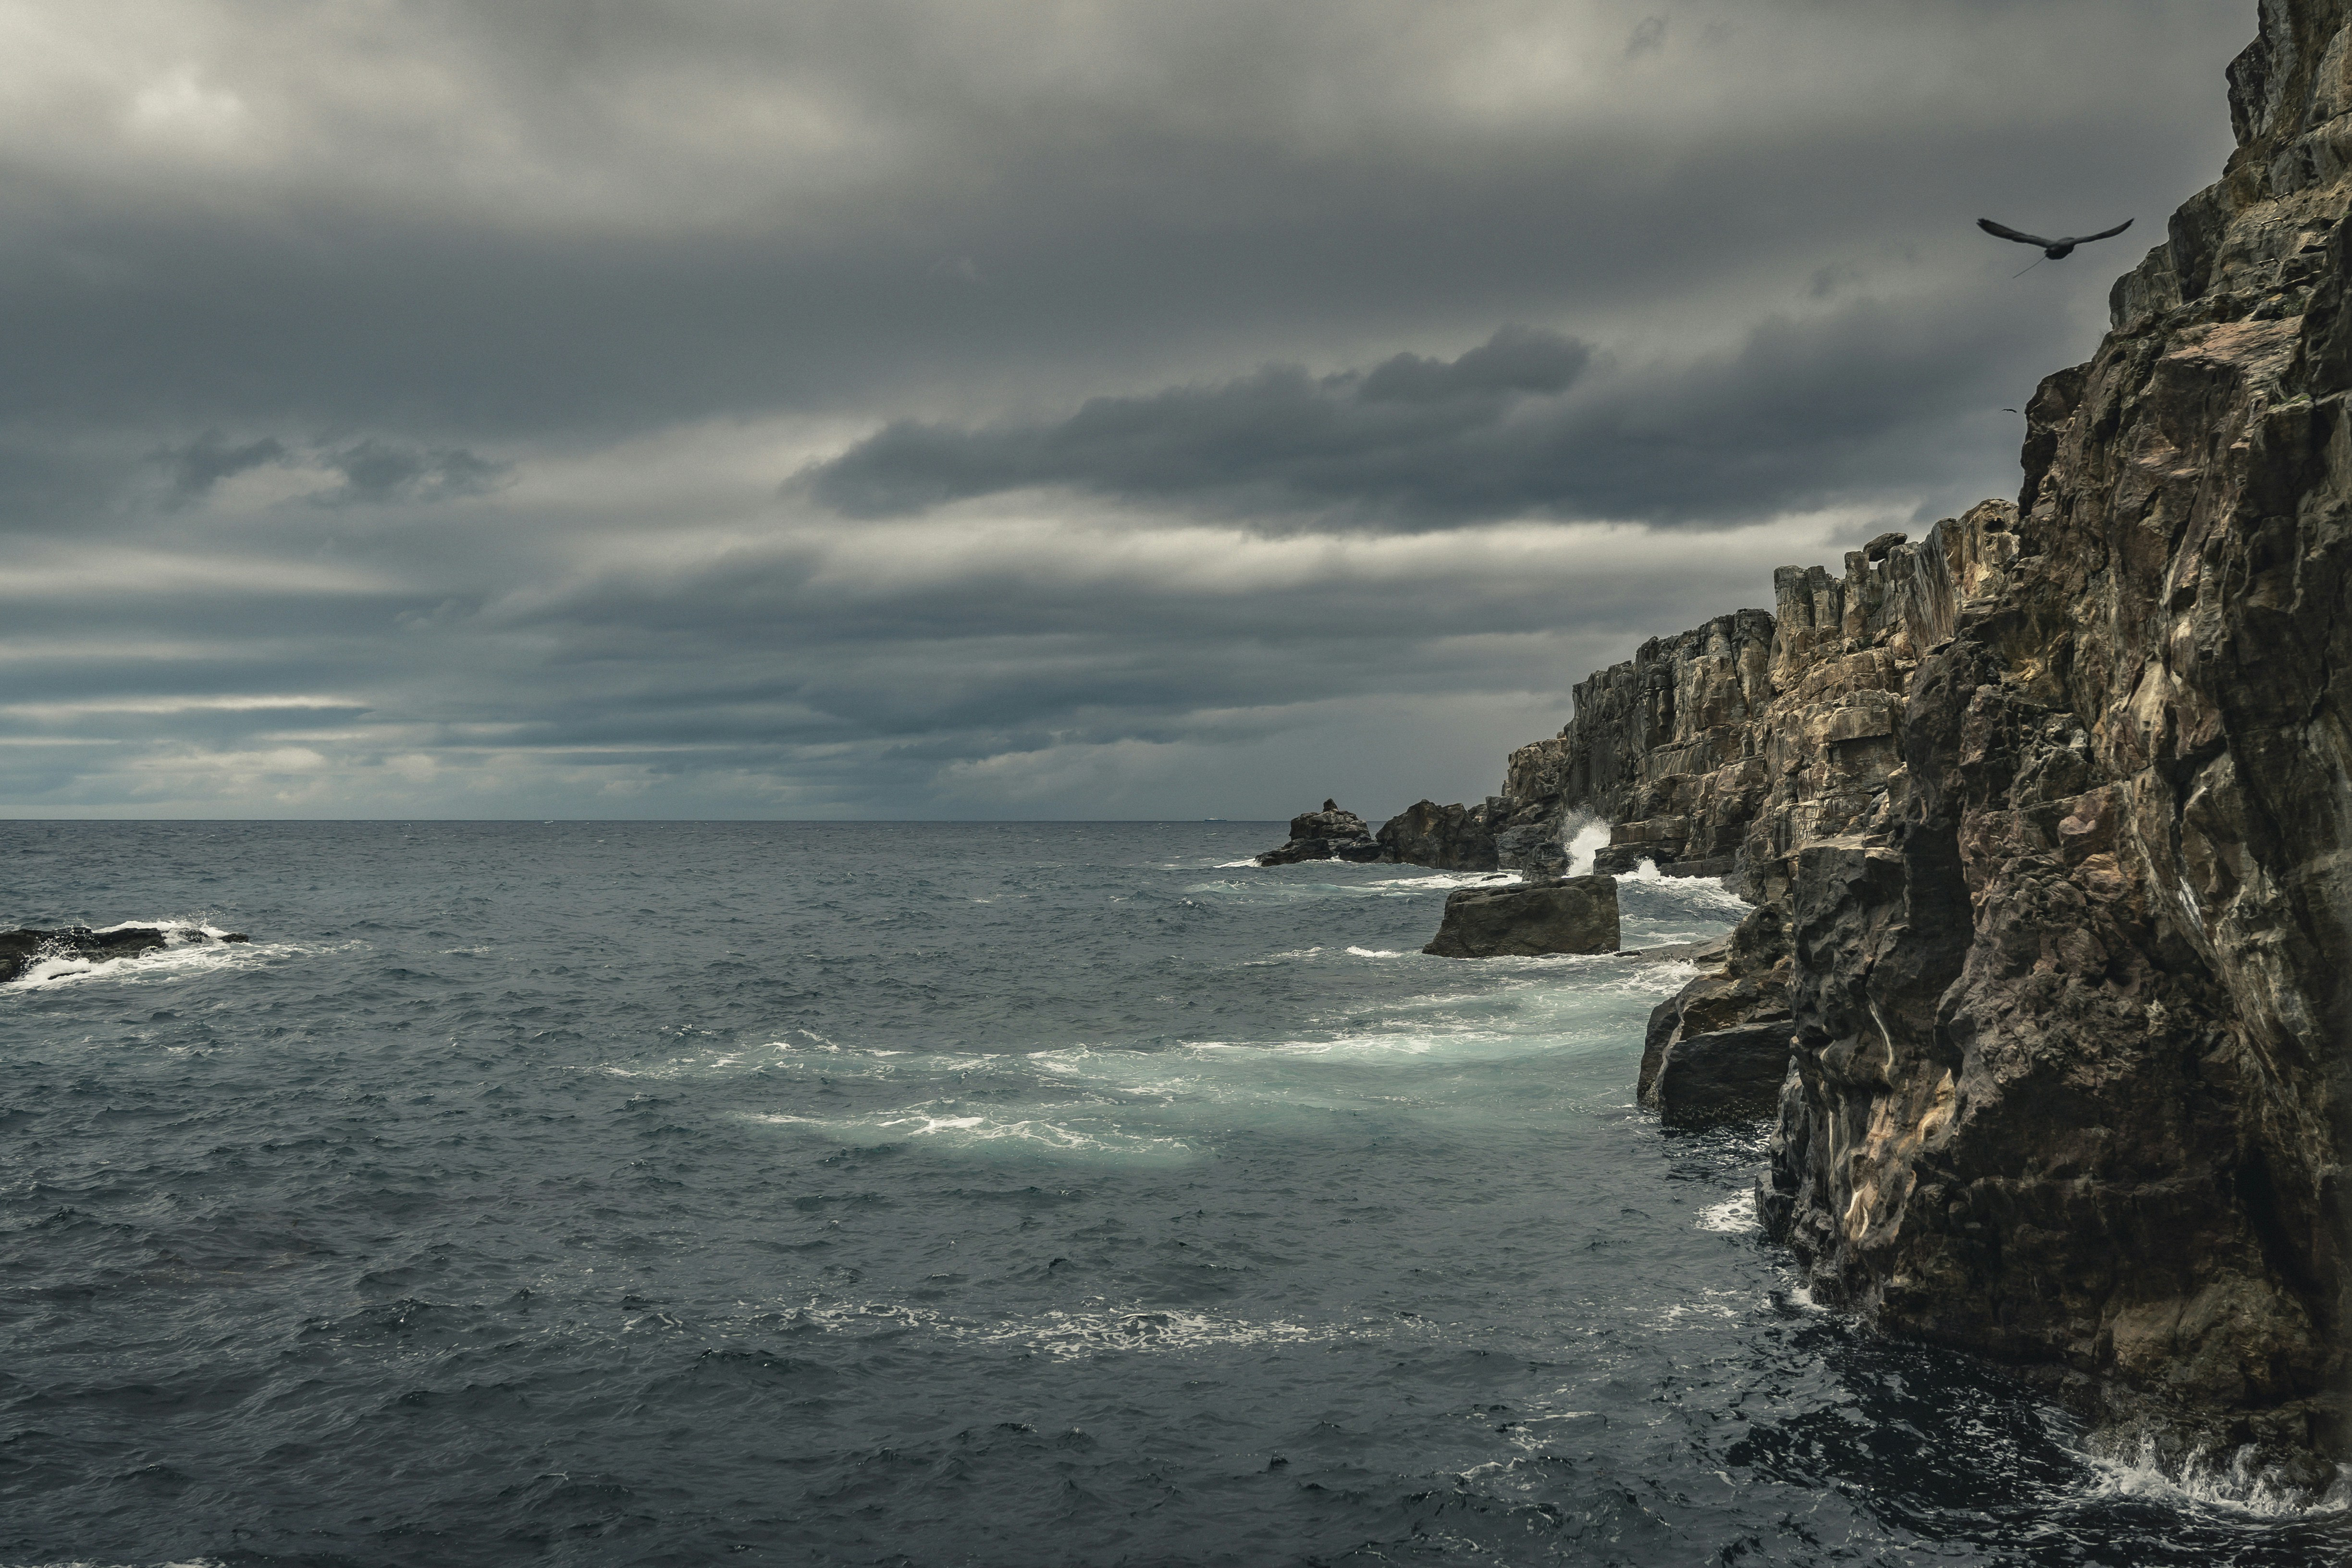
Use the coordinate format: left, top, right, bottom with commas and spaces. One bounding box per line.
1, 821, 2342, 1567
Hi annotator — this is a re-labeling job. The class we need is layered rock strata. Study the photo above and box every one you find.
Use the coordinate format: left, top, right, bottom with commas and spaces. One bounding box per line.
1421, 876, 1620, 958
1765, 0, 2351, 1476
1498, 0, 2349, 1480
1496, 610, 1774, 875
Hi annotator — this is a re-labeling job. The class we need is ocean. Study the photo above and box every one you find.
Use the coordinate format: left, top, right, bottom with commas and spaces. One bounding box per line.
3, 821, 2343, 1567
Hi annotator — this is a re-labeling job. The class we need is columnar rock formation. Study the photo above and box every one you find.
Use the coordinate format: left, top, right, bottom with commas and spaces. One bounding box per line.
1767, 0, 2350, 1476
1502, 0, 2352, 1479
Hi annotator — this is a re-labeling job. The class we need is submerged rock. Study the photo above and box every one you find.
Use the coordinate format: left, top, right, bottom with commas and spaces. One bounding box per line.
1421, 875, 1619, 958
1255, 801, 1383, 865
1374, 799, 1501, 871
0, 925, 249, 983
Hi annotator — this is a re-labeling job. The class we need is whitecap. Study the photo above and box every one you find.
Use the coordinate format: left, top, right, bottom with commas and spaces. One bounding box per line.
1696, 1194, 1759, 1233
741, 1104, 1194, 1160
6, 922, 278, 994
780, 1296, 1357, 1358
2081, 1434, 2352, 1517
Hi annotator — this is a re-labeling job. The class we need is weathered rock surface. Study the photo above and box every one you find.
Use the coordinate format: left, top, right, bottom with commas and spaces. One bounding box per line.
1486, 0, 2352, 1479
1422, 875, 1619, 958
1639, 904, 1793, 1128
1762, 0, 2351, 1480
0, 925, 248, 983
1375, 799, 1502, 871
1255, 801, 1384, 865
1496, 610, 1776, 877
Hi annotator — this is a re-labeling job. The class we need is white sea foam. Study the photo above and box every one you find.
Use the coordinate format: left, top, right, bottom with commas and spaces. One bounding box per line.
6, 921, 273, 993
1650, 1289, 1745, 1330
1696, 1194, 1759, 1233
1344, 945, 1407, 958
2081, 1434, 2352, 1517
1564, 815, 1611, 876
782, 1296, 1356, 1358
742, 1104, 1194, 1160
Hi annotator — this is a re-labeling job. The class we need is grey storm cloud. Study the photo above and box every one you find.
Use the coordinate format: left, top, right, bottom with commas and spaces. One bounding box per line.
314, 442, 509, 506
799, 290, 2061, 529
150, 433, 508, 508
162, 431, 287, 504
0, 0, 2266, 818
799, 326, 1597, 524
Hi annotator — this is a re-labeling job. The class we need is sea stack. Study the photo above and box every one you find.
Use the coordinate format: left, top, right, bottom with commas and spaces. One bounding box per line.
1421, 875, 1619, 958
1254, 801, 1384, 864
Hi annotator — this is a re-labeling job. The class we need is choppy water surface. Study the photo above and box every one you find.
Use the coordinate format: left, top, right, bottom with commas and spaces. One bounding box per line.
3, 822, 2343, 1568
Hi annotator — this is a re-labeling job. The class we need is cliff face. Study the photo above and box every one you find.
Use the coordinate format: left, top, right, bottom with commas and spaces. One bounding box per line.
1497, 503, 2020, 895
1513, 0, 2352, 1478
1765, 0, 2350, 1475
1499, 611, 1774, 874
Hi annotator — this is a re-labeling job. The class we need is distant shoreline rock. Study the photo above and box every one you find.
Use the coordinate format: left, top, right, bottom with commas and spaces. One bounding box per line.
1255, 797, 1502, 869
1254, 801, 1383, 865
1, 925, 248, 984
1374, 799, 1500, 871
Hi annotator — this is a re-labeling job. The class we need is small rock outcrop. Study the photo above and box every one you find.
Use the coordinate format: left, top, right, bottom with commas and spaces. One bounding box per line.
1, 925, 248, 983
1374, 799, 1502, 871
1255, 801, 1383, 865
1421, 875, 1620, 958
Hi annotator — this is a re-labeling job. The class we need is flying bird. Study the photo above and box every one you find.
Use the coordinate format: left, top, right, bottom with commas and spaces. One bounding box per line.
1977, 217, 2134, 259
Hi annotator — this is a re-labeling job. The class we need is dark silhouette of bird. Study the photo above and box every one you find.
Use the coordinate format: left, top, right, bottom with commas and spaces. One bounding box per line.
1977, 217, 2133, 259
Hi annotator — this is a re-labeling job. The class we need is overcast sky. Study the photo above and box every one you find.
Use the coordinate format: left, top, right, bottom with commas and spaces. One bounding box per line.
1, 0, 2249, 820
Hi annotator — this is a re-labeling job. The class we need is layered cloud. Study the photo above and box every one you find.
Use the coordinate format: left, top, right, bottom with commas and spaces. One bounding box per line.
0, 0, 2253, 817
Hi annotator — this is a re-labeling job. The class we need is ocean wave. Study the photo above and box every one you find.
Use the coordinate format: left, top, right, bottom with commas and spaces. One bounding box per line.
6, 921, 271, 993
2081, 1434, 2352, 1517
745, 1105, 1194, 1160
1696, 1194, 1759, 1233
782, 1296, 1369, 1359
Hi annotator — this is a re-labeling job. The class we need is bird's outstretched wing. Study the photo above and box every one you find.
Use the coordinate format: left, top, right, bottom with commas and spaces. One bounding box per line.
1978, 218, 2054, 247
2061, 219, 2134, 245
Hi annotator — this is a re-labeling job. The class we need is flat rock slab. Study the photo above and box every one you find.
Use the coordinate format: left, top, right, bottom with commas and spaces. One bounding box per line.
1422, 875, 1619, 958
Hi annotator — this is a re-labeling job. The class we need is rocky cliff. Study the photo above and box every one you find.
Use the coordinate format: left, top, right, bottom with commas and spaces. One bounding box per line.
1509, 0, 2352, 1483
